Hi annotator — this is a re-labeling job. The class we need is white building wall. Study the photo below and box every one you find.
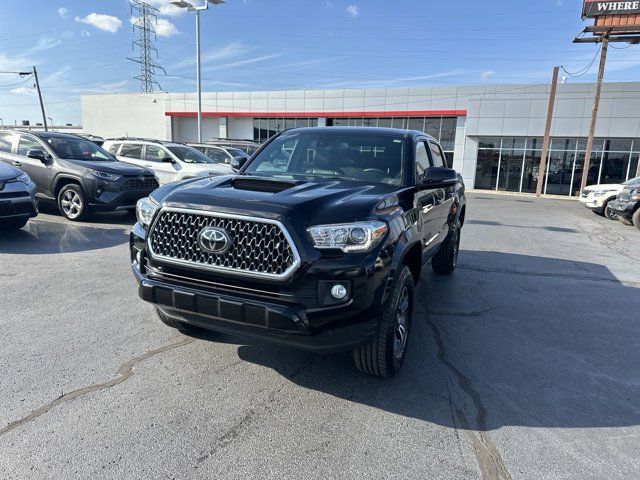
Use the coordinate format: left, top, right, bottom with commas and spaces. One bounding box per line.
81, 93, 167, 139
228, 118, 253, 140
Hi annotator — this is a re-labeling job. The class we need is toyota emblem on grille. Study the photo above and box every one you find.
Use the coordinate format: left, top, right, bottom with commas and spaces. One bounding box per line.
198, 227, 231, 254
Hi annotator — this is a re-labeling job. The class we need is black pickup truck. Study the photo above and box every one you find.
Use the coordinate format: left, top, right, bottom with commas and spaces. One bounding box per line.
130, 127, 466, 377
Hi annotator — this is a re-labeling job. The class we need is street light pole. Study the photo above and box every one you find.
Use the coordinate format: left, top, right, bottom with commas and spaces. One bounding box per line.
195, 7, 202, 142
171, 0, 226, 143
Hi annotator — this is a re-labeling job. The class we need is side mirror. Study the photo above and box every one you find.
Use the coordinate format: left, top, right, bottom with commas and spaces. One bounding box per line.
418, 167, 458, 189
162, 157, 175, 164
231, 156, 248, 172
27, 149, 48, 163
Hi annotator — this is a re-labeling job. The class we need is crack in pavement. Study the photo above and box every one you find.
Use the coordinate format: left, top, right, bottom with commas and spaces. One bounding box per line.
427, 318, 512, 480
0, 337, 195, 436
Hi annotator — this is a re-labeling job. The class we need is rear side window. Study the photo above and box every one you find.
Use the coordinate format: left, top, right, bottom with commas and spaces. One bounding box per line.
429, 141, 446, 168
0, 133, 13, 153
17, 135, 43, 156
120, 143, 143, 159
106, 143, 121, 154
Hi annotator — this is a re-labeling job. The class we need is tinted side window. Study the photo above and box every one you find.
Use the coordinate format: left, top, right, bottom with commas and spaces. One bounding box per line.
0, 133, 14, 153
429, 141, 445, 168
120, 144, 143, 159
145, 145, 166, 162
206, 148, 230, 164
17, 135, 43, 156
106, 143, 121, 154
415, 141, 431, 180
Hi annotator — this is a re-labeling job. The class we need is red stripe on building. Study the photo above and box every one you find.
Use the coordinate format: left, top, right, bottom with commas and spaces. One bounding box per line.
165, 110, 467, 118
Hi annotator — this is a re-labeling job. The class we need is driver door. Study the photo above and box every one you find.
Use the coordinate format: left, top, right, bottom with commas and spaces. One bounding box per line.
414, 139, 443, 261
12, 133, 53, 197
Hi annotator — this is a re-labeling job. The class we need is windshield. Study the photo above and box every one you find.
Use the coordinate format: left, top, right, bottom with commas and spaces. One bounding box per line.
167, 146, 216, 164
226, 147, 249, 158
45, 137, 114, 161
623, 176, 640, 185
243, 132, 405, 185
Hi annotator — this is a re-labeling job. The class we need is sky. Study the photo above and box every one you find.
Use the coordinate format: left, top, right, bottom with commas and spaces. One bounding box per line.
1, 0, 640, 126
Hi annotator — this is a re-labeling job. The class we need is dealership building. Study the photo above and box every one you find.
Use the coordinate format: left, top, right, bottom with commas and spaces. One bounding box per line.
82, 81, 640, 196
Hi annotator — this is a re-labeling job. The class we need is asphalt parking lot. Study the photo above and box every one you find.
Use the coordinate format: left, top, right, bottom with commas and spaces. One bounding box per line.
1, 193, 639, 480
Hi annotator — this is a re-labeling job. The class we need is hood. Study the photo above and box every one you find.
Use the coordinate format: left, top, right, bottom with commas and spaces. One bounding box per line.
65, 159, 151, 175
156, 175, 401, 226
0, 161, 24, 181
583, 183, 624, 192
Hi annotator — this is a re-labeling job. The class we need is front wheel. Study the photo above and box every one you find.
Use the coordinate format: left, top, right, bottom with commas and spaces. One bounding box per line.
603, 201, 618, 220
58, 184, 89, 221
432, 219, 461, 275
353, 265, 414, 378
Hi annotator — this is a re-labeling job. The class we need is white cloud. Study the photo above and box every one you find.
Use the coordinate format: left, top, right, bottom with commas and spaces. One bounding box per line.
346, 5, 359, 17
131, 16, 178, 37
57, 7, 67, 18
10, 87, 36, 96
74, 13, 123, 33
173, 42, 249, 69
144, 0, 187, 17
203, 54, 283, 72
480, 70, 495, 79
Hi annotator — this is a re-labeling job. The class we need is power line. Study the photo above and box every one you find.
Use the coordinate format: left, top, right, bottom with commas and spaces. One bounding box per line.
561, 46, 602, 78
128, 0, 166, 92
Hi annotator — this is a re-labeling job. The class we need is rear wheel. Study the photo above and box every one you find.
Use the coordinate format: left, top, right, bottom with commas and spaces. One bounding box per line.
353, 265, 414, 378
432, 219, 461, 275
0, 217, 28, 231
58, 184, 89, 221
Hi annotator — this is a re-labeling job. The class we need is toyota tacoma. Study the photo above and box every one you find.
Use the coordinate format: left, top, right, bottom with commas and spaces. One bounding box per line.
130, 127, 466, 377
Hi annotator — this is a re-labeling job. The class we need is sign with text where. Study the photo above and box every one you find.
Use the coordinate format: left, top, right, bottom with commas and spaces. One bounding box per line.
583, 1, 640, 17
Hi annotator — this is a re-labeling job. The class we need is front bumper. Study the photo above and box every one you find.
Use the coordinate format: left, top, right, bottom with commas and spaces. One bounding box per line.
0, 181, 38, 219
130, 223, 391, 353
88, 177, 158, 212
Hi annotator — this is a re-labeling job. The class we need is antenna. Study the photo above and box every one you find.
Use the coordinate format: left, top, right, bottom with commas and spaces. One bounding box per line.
128, 0, 166, 92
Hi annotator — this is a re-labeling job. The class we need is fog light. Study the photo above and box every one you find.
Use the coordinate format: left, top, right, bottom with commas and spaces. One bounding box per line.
331, 284, 348, 300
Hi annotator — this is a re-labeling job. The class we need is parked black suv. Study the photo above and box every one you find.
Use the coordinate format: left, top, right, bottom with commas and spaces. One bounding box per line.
130, 127, 466, 377
0, 130, 158, 220
609, 177, 640, 230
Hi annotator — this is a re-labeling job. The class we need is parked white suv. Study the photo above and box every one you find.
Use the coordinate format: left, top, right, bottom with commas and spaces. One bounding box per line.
579, 178, 639, 219
102, 138, 232, 185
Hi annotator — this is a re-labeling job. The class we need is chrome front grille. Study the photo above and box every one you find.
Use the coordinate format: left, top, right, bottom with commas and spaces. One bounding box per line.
147, 208, 300, 279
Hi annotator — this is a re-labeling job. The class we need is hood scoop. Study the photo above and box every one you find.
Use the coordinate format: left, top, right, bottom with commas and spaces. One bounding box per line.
231, 176, 304, 193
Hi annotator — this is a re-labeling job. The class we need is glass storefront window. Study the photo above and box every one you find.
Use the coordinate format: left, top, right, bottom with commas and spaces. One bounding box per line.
497, 149, 525, 192
501, 138, 526, 150
440, 118, 456, 152
407, 118, 424, 131
545, 150, 574, 195
522, 150, 541, 193
474, 149, 500, 190
377, 118, 392, 128
478, 138, 501, 149
424, 118, 441, 139
600, 150, 630, 184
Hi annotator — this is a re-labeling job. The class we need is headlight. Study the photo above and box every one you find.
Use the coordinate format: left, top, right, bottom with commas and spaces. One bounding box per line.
307, 221, 387, 253
14, 173, 31, 184
136, 197, 158, 228
90, 169, 121, 182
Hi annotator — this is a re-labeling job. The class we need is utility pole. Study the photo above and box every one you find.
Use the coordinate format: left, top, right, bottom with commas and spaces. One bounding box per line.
536, 66, 560, 198
581, 35, 609, 192
23, 67, 48, 131
128, 0, 166, 92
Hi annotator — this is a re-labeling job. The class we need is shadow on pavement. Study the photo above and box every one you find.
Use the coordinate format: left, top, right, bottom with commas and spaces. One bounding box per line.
231, 250, 639, 432
0, 219, 129, 254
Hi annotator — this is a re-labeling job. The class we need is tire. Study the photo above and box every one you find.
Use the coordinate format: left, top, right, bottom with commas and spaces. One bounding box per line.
603, 201, 618, 220
353, 265, 414, 378
431, 219, 461, 275
0, 217, 28, 231
633, 209, 640, 231
156, 307, 200, 333
57, 184, 89, 221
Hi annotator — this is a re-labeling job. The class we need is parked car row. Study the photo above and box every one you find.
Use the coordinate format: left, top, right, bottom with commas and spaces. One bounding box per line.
0, 131, 259, 227
579, 176, 640, 230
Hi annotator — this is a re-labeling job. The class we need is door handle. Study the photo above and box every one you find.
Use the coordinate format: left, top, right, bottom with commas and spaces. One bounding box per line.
12, 161, 22, 167
144, 164, 153, 167
421, 204, 435, 214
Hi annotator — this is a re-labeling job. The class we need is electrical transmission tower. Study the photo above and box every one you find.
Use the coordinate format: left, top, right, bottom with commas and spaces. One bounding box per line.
128, 0, 166, 92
